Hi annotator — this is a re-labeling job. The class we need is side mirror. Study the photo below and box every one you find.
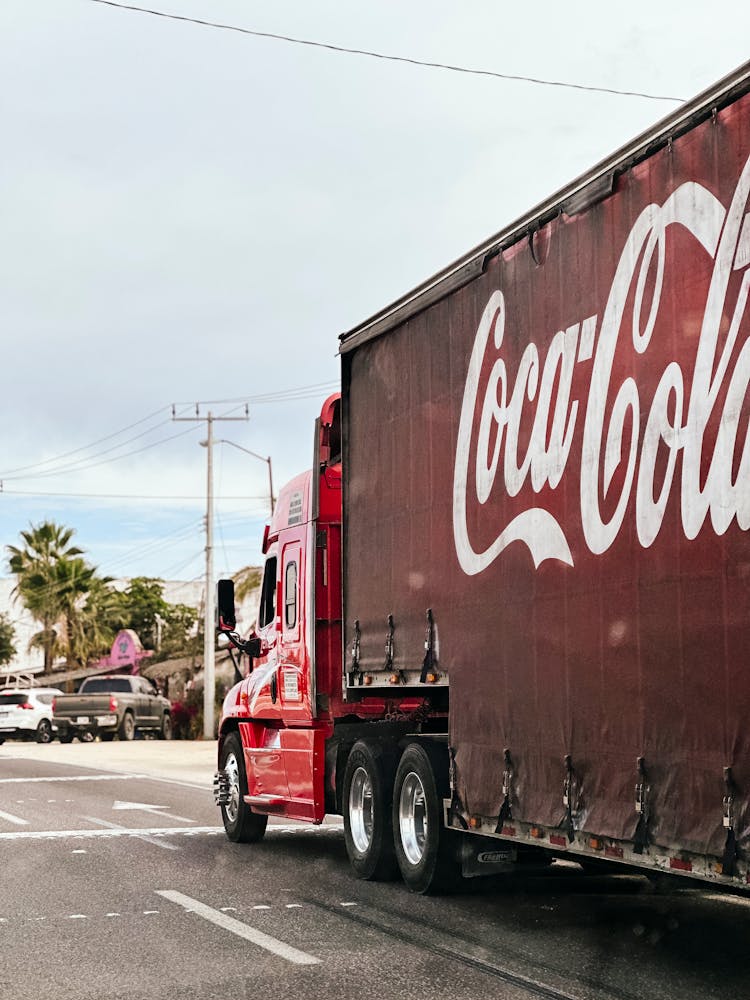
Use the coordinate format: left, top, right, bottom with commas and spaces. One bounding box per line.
216, 579, 236, 632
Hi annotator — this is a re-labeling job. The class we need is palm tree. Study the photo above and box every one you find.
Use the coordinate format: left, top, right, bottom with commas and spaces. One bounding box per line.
6, 521, 85, 673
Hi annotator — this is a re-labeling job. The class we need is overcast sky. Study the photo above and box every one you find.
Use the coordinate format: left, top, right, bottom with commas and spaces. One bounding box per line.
1, 0, 748, 586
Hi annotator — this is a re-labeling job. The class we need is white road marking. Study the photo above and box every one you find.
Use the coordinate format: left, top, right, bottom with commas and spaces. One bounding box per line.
340, 902, 357, 907
0, 775, 152, 784
253, 905, 271, 910
71, 849, 87, 854
143, 910, 160, 915
106, 913, 120, 918
0, 808, 29, 826
112, 800, 196, 824
0, 823, 343, 842
0, 825, 222, 842
68, 914, 88, 920
286, 904, 303, 909
85, 817, 180, 850
157, 890, 321, 966
220, 907, 237, 912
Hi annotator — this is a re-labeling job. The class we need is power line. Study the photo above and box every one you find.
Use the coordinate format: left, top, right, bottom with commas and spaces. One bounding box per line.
0, 488, 267, 499
2, 425, 201, 483
88, 0, 685, 103
0, 406, 170, 478
171, 381, 339, 408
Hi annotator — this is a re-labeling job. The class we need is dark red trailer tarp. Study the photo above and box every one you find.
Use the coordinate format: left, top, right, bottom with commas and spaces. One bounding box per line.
343, 89, 750, 859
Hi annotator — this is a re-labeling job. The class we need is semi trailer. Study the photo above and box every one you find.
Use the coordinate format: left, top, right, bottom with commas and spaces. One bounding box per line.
214, 60, 750, 892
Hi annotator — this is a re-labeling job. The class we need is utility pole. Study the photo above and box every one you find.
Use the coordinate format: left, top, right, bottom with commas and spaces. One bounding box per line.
173, 404, 248, 739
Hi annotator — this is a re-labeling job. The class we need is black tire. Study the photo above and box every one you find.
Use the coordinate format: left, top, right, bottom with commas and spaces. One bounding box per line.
100, 732, 115, 742
343, 740, 399, 881
392, 741, 462, 894
0, 738, 5, 745
158, 713, 172, 741
118, 712, 135, 741
59, 732, 74, 744
220, 731, 268, 843
36, 719, 53, 744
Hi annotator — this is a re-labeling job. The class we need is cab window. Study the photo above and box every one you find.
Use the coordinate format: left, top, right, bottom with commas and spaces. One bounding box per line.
258, 556, 278, 628
284, 561, 298, 630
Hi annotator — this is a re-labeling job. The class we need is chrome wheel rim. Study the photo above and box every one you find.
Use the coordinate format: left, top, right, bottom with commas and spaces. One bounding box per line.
399, 771, 427, 866
225, 752, 241, 823
38, 721, 52, 743
349, 766, 374, 853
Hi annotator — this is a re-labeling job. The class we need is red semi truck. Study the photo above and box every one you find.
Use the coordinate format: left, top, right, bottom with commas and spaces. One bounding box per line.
214, 60, 750, 892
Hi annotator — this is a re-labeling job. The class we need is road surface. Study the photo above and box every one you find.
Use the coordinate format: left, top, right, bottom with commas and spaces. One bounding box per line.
2, 741, 749, 1000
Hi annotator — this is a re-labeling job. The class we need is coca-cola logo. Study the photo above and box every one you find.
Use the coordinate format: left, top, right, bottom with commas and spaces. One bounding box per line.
454, 154, 750, 573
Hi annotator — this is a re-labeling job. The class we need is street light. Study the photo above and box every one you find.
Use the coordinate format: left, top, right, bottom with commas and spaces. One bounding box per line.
216, 439, 275, 515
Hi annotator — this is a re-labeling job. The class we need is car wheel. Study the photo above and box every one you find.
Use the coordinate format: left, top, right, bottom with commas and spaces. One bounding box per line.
158, 714, 172, 740
118, 712, 135, 741
36, 719, 53, 744
343, 740, 399, 880
220, 731, 268, 843
393, 742, 463, 894
100, 732, 115, 742
59, 733, 74, 744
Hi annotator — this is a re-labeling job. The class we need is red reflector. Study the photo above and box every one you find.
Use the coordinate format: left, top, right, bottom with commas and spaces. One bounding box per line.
19, 702, 34, 710
501, 826, 516, 837
670, 857, 693, 872
549, 835, 567, 847
51, 697, 56, 712
109, 697, 118, 711
605, 846, 624, 859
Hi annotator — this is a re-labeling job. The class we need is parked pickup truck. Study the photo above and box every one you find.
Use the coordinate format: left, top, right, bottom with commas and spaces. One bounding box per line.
53, 675, 172, 742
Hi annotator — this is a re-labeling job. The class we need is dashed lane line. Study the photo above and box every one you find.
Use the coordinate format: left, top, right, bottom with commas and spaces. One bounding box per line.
157, 890, 321, 966
0, 809, 29, 826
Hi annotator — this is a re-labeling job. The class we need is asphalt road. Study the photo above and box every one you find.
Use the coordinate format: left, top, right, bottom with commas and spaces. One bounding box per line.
2, 742, 750, 1000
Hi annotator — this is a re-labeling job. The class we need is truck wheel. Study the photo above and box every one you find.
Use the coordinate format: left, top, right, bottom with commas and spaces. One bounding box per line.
343, 740, 398, 881
100, 733, 115, 742
220, 731, 268, 843
36, 719, 53, 744
392, 742, 462, 894
158, 714, 172, 740
118, 712, 135, 741
59, 732, 74, 744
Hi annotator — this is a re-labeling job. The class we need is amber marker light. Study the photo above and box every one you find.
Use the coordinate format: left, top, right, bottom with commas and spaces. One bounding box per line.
530, 827, 545, 839
426, 673, 439, 684
469, 816, 481, 829
363, 675, 373, 686
389, 674, 400, 684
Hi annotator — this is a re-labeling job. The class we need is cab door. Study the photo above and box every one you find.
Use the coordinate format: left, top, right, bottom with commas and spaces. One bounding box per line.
278, 536, 314, 724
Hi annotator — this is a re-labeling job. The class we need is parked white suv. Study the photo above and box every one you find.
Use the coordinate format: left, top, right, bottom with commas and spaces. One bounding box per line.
0, 688, 62, 744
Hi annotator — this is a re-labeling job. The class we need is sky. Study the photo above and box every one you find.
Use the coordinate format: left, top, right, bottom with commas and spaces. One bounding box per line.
1, 0, 749, 588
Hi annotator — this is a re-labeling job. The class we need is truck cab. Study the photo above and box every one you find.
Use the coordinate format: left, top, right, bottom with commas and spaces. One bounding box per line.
215, 395, 343, 823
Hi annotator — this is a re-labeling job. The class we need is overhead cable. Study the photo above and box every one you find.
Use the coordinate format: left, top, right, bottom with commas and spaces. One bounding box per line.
88, 0, 685, 103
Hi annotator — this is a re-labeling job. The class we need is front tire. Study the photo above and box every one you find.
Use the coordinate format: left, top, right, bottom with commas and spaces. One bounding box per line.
343, 740, 398, 880
59, 732, 74, 744
36, 719, 53, 744
118, 712, 135, 741
158, 713, 172, 740
220, 731, 268, 843
393, 741, 462, 894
